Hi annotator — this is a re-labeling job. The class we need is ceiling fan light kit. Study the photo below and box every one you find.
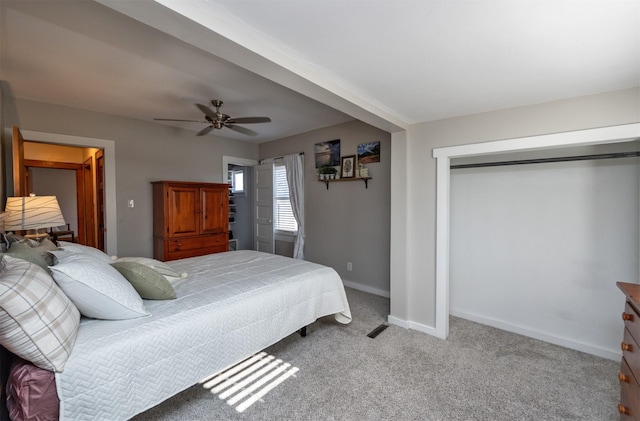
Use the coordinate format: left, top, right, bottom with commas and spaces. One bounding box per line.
154, 99, 271, 136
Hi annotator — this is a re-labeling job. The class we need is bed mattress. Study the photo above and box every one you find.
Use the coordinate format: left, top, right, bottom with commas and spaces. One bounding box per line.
55, 251, 351, 420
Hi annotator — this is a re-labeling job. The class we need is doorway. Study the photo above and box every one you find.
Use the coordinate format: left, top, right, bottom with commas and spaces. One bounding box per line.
431, 123, 640, 358
17, 129, 117, 255
222, 156, 258, 251
23, 151, 101, 248
12, 126, 107, 250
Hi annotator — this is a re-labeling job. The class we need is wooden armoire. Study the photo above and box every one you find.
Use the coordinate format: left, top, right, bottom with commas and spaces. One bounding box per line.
152, 181, 229, 261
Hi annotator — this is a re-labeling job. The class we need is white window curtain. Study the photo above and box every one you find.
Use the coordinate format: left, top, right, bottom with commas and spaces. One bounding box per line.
283, 153, 305, 260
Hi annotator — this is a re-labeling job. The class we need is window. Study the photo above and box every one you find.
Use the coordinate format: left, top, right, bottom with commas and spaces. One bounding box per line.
229, 169, 245, 193
274, 163, 298, 233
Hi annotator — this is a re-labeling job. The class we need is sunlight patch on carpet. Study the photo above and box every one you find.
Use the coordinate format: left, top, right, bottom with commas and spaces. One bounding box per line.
199, 352, 299, 413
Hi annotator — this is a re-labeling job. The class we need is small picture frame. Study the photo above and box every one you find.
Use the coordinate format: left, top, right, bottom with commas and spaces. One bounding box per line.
341, 155, 356, 178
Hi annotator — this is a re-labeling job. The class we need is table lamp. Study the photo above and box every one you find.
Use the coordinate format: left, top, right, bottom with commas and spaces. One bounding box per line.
4, 195, 67, 240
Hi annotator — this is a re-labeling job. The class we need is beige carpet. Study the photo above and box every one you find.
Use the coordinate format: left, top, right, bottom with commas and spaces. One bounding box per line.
133, 288, 619, 420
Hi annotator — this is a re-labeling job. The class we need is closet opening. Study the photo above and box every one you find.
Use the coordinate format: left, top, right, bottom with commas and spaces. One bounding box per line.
450, 142, 639, 359
432, 123, 640, 360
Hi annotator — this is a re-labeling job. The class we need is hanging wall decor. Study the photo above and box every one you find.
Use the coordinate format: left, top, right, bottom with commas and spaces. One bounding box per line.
341, 155, 356, 178
315, 139, 341, 168
357, 141, 381, 164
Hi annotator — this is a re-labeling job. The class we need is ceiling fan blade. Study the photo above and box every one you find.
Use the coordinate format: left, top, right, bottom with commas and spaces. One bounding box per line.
195, 103, 217, 119
226, 124, 257, 136
227, 117, 271, 124
154, 118, 204, 123
196, 126, 215, 136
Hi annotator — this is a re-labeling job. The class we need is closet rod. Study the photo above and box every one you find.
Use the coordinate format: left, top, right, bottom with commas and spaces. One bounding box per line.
450, 151, 640, 170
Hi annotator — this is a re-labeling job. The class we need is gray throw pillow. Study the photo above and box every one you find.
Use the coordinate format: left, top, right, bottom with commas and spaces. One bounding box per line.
5, 242, 50, 272
111, 261, 176, 300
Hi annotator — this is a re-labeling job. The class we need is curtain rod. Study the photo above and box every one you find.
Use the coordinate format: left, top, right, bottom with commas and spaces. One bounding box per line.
450, 151, 640, 170
260, 152, 304, 162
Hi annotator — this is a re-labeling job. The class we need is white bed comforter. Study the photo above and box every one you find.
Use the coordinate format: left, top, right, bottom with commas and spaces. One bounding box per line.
55, 251, 351, 420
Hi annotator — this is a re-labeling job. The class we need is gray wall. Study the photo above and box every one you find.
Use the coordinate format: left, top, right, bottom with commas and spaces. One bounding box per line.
391, 87, 640, 331
3, 98, 259, 257
31, 167, 78, 233
260, 120, 392, 296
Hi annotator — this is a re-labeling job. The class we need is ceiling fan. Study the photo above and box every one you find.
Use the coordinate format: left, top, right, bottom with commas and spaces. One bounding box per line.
154, 99, 271, 136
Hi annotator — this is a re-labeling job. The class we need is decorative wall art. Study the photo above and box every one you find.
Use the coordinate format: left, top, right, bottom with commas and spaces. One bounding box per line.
315, 139, 341, 168
357, 141, 381, 164
341, 155, 356, 178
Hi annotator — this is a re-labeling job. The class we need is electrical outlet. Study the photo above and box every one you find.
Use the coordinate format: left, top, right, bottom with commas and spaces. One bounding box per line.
128, 199, 135, 208
347, 262, 352, 271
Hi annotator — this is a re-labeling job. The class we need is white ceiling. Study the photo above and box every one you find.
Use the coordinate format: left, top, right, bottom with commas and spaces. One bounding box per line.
1, 0, 638, 143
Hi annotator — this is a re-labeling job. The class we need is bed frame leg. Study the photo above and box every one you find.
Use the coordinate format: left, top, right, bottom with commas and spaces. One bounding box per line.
299, 326, 307, 337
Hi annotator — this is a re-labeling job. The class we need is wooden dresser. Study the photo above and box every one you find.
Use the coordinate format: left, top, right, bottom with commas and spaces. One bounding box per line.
152, 181, 229, 261
617, 282, 640, 420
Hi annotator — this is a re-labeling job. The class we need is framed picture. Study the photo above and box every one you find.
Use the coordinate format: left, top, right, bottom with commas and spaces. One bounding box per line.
357, 141, 381, 163
341, 155, 356, 178
314, 139, 341, 168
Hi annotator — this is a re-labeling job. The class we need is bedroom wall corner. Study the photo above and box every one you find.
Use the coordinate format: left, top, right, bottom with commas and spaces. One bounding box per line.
259, 120, 392, 296
389, 130, 409, 322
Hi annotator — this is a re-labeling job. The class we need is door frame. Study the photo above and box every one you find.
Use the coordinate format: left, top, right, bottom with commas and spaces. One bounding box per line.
430, 122, 640, 348
222, 156, 258, 251
24, 159, 88, 245
20, 130, 118, 256
221, 156, 259, 181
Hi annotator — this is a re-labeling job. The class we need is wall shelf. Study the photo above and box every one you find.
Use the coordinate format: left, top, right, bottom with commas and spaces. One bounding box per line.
319, 177, 371, 190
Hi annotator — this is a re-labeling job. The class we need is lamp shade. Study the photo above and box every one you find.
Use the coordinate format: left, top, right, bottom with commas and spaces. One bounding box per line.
4, 196, 67, 231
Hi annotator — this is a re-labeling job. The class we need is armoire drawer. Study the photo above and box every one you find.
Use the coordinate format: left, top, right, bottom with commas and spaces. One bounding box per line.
618, 283, 640, 421
168, 234, 227, 252
619, 357, 640, 420
623, 327, 640, 385
624, 301, 640, 345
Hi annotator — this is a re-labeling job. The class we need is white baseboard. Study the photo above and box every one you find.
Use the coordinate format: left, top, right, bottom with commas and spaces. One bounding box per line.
387, 315, 437, 336
342, 279, 390, 298
450, 309, 621, 361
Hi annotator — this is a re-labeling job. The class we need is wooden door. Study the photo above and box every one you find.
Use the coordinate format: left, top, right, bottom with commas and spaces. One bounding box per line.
200, 186, 227, 234
96, 150, 105, 250
167, 185, 199, 237
12, 127, 26, 196
83, 157, 96, 247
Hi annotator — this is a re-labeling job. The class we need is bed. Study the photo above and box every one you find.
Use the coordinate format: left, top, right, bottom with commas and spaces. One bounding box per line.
0, 247, 351, 420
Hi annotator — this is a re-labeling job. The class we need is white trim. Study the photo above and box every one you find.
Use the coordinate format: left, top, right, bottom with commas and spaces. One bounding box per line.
432, 123, 640, 342
433, 124, 640, 159
387, 316, 437, 336
21, 130, 118, 256
342, 279, 390, 298
222, 155, 259, 183
450, 310, 620, 361
434, 154, 450, 339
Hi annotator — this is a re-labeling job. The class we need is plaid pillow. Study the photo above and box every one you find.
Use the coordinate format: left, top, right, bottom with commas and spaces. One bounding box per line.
0, 255, 80, 372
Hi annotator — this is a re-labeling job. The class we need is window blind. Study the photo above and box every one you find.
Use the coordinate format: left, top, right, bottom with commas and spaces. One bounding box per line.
274, 164, 298, 232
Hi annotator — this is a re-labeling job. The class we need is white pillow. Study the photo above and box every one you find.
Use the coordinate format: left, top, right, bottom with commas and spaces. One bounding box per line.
0, 255, 80, 372
50, 255, 149, 320
49, 249, 97, 266
57, 242, 113, 264
114, 256, 187, 281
